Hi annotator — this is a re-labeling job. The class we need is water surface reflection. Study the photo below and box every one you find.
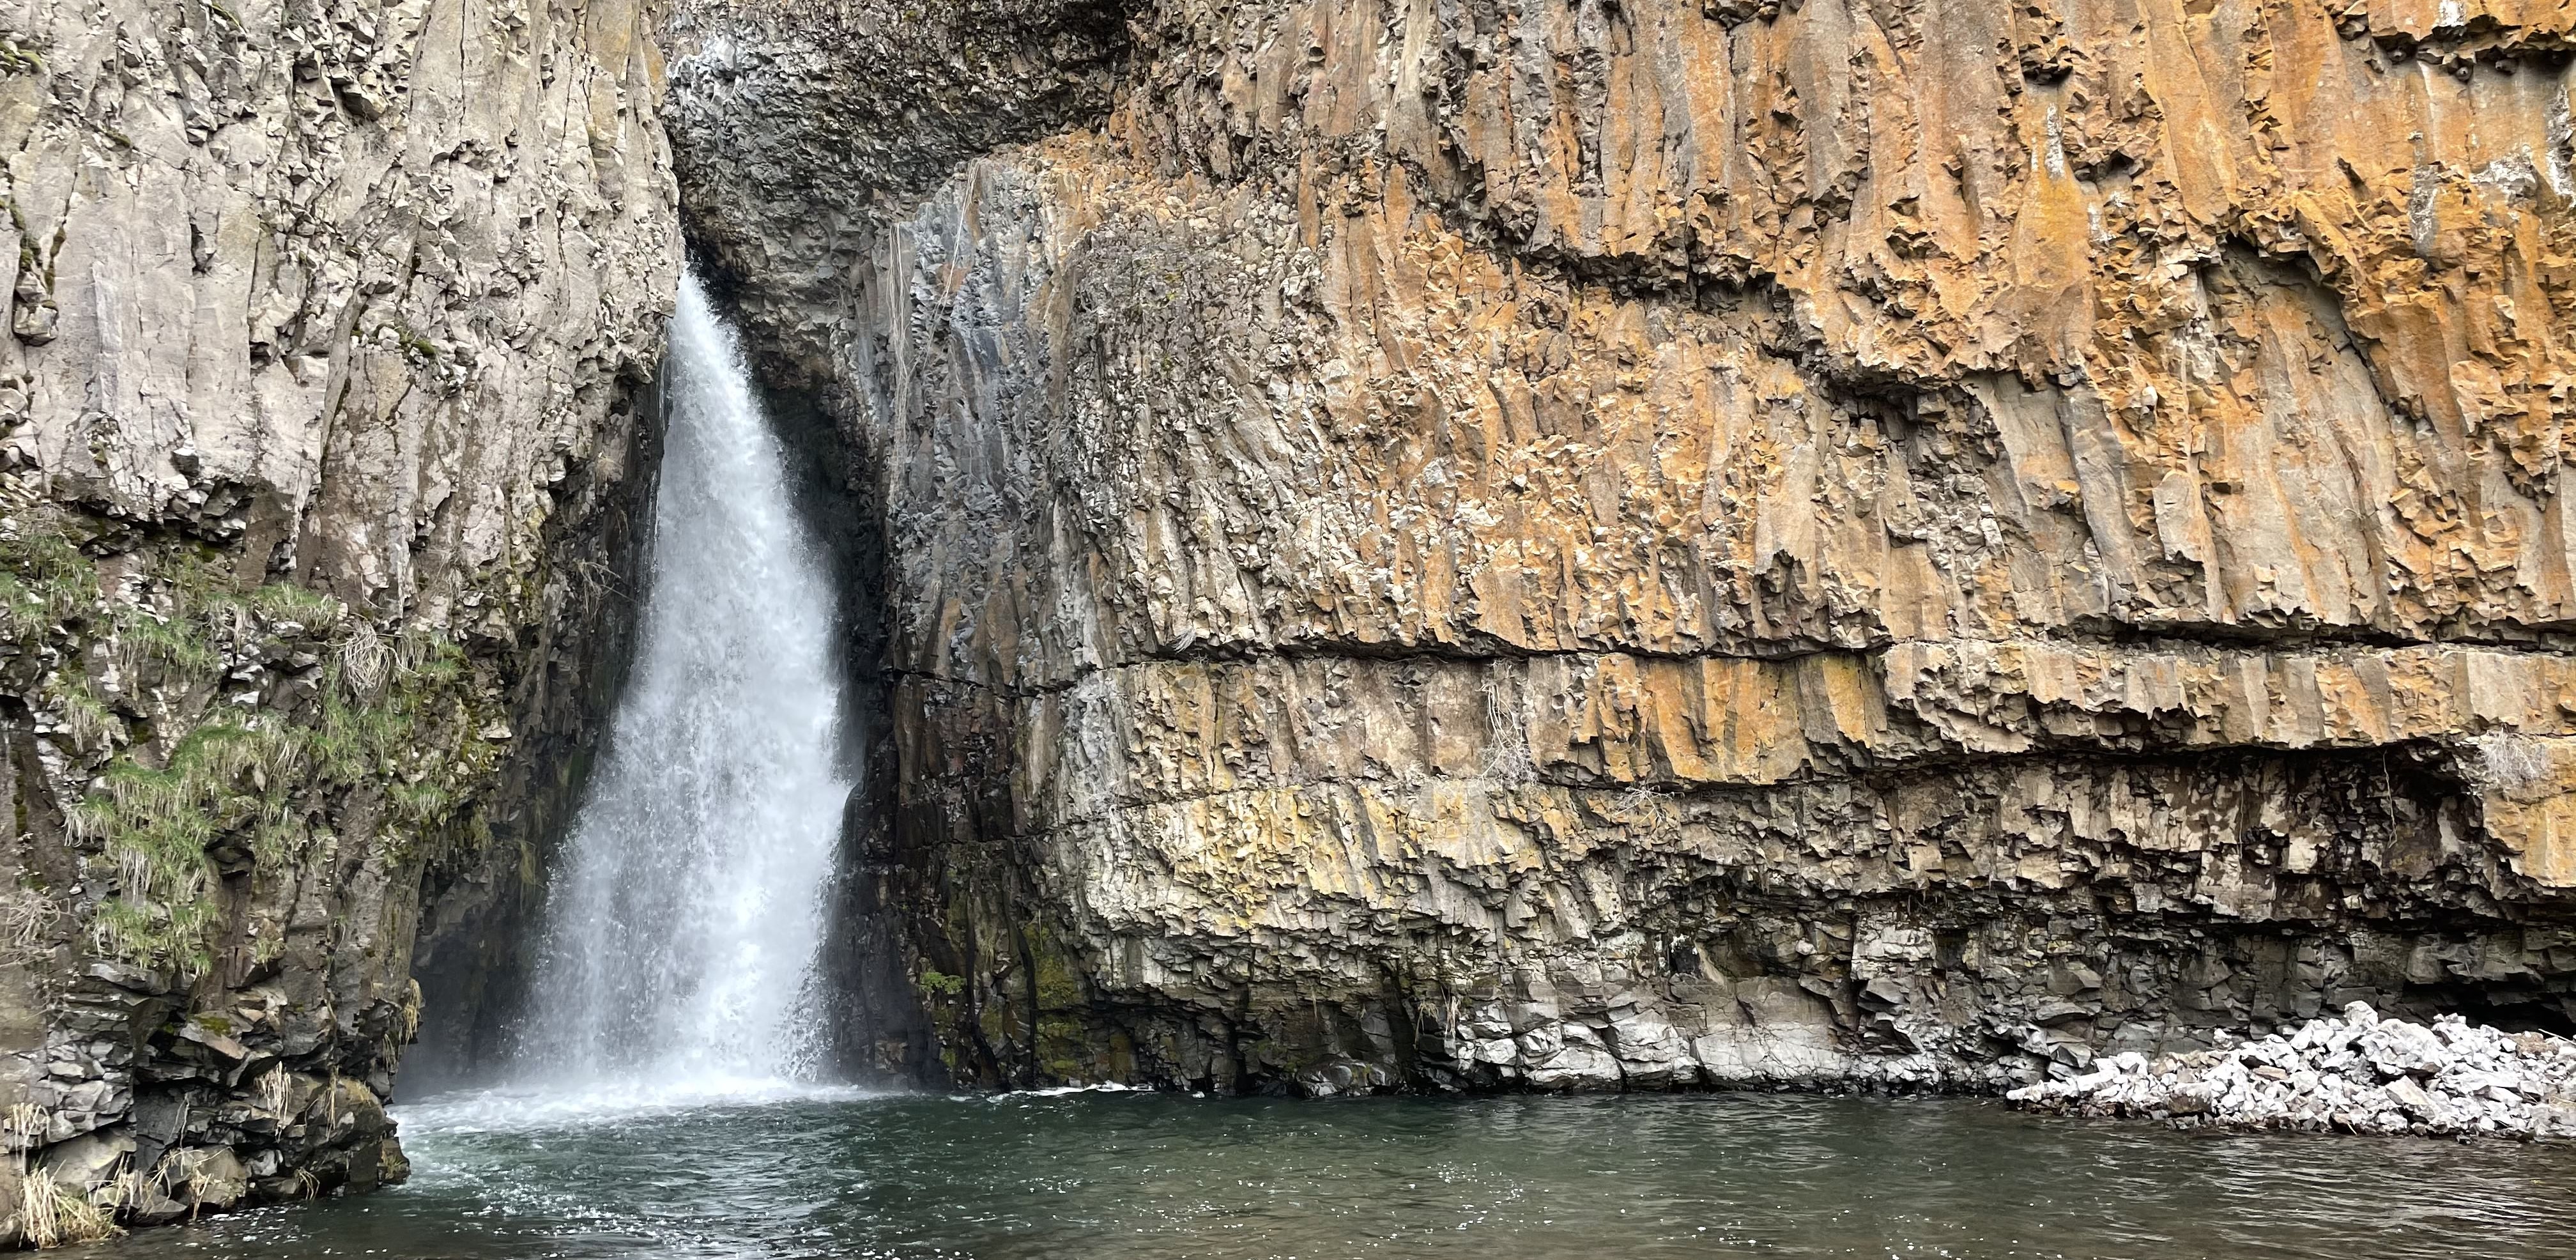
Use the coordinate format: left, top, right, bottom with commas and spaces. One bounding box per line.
96, 1090, 2576, 1259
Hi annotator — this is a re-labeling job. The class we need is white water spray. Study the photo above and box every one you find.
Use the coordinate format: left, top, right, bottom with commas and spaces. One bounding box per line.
516, 268, 850, 1095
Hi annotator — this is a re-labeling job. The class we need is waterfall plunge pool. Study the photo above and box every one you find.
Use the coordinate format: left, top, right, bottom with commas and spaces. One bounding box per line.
131, 275, 2576, 1260
89, 1089, 2576, 1259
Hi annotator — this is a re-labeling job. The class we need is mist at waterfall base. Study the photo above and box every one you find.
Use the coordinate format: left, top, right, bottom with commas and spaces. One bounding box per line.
107, 280, 2576, 1260
483, 268, 858, 1112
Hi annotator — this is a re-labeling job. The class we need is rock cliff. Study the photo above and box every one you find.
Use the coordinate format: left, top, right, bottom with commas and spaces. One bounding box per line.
13, 0, 2576, 1238
668, 0, 2576, 1092
0, 0, 675, 1240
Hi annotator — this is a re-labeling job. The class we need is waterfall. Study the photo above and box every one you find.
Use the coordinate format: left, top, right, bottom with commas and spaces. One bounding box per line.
517, 268, 850, 1092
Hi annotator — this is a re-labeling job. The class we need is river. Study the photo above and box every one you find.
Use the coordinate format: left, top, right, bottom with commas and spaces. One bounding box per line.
89, 1089, 2576, 1259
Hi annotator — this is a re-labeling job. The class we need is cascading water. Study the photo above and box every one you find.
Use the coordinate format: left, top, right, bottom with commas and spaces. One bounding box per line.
514, 268, 851, 1094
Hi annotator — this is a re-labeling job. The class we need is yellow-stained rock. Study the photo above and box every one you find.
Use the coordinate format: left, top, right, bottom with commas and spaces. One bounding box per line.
670, 0, 2576, 1091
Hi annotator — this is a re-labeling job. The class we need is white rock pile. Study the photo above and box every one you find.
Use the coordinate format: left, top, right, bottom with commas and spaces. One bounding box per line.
2007, 1003, 2576, 1139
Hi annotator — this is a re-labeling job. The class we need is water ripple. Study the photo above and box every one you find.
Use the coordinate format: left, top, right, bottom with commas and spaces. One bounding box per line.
91, 1091, 2576, 1260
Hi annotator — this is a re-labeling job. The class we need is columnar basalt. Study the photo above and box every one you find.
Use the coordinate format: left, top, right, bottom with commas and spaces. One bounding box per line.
0, 0, 677, 1240
670, 0, 2576, 1094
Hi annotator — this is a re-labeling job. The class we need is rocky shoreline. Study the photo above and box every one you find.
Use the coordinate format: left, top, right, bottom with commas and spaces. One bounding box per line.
2008, 1005, 2576, 1140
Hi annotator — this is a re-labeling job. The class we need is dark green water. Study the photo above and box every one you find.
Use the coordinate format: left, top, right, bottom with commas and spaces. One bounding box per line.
90, 1089, 2576, 1259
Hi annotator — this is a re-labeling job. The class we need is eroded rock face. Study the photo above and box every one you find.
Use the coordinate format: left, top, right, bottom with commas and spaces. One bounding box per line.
674, 0, 2576, 1095
0, 0, 676, 1238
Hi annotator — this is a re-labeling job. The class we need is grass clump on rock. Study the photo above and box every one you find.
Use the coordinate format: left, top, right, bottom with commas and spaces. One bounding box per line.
6, 507, 510, 981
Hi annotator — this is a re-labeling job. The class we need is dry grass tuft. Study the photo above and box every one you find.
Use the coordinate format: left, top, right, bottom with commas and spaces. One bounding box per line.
6, 1104, 123, 1247
17, 1170, 122, 1248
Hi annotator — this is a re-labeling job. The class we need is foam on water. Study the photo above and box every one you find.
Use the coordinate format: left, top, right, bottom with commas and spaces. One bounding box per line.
505, 267, 852, 1100
400, 1080, 880, 1136
978, 1082, 1144, 1102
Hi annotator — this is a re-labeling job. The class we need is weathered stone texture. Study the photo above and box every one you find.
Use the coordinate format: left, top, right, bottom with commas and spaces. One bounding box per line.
675, 0, 2576, 1095
0, 0, 676, 1238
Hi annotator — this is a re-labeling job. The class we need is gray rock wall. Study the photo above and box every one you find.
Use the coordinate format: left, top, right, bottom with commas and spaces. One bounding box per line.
0, 0, 676, 1240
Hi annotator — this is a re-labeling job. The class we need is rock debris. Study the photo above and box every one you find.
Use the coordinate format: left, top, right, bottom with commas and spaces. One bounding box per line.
2010, 1004, 2576, 1139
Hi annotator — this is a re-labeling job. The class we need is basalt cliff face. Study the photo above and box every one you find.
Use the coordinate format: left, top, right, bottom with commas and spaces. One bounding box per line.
0, 0, 675, 1240
12, 0, 2576, 1239
671, 0, 2576, 1092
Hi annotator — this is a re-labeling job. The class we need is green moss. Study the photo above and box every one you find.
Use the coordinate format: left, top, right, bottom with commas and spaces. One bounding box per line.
1025, 923, 1087, 1010
918, 969, 966, 996
1245, 1036, 1330, 1073
377, 319, 442, 362
398, 626, 465, 682
91, 895, 215, 980
1022, 926, 1098, 1082
249, 803, 311, 870
13, 509, 502, 975
387, 778, 452, 828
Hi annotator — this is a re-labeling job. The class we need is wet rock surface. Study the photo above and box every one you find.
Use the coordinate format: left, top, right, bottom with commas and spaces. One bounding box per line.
666, 0, 2576, 1097
2011, 1003, 2576, 1139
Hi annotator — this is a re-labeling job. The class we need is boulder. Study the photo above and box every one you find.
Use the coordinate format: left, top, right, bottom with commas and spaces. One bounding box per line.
34, 1128, 132, 1190
172, 1146, 250, 1210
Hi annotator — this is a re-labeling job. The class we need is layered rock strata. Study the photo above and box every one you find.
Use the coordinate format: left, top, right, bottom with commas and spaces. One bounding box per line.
0, 0, 676, 1240
670, 0, 2576, 1095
